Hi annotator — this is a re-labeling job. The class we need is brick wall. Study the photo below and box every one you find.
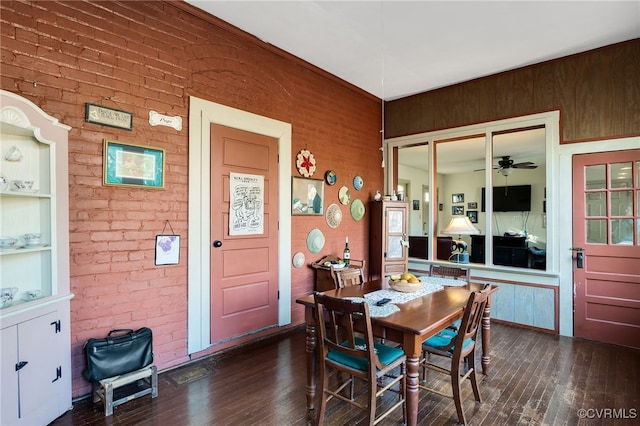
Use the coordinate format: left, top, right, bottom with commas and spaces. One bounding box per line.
0, 1, 383, 397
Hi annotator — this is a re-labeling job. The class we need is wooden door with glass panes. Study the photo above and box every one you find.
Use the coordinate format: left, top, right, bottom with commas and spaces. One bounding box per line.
572, 149, 640, 348
369, 200, 409, 282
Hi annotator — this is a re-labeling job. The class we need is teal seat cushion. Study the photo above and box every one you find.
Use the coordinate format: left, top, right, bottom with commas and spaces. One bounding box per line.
449, 319, 462, 330
327, 337, 404, 371
423, 329, 473, 352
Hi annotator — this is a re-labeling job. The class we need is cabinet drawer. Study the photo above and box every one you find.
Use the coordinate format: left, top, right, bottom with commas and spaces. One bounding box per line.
384, 263, 406, 273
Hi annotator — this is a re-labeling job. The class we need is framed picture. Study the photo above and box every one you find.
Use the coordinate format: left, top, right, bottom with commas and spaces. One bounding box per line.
467, 210, 478, 223
452, 205, 464, 215
155, 235, 180, 265
468, 202, 478, 209
103, 140, 165, 188
413, 200, 420, 210
452, 193, 464, 203
86, 103, 133, 130
292, 176, 324, 215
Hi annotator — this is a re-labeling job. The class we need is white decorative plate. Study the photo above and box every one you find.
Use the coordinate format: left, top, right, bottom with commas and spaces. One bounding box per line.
292, 252, 305, 268
325, 203, 342, 229
338, 185, 350, 205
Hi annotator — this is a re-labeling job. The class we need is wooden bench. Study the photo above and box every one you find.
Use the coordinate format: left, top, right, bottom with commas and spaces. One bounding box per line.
92, 365, 158, 416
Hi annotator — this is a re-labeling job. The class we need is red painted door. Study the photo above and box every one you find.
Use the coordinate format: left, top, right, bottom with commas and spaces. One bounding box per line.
209, 124, 279, 343
572, 149, 640, 348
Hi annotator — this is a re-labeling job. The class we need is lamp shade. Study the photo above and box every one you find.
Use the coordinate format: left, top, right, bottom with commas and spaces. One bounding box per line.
442, 216, 480, 235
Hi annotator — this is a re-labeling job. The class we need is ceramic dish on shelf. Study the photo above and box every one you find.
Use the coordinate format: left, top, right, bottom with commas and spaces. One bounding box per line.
0, 172, 9, 191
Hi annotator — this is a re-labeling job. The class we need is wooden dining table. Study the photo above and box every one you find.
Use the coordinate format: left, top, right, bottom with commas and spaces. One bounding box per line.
296, 278, 498, 426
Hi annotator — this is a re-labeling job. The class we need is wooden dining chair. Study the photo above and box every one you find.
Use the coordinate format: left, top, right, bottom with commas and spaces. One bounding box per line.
330, 259, 366, 288
418, 285, 492, 425
429, 264, 470, 284
429, 264, 472, 331
314, 292, 406, 426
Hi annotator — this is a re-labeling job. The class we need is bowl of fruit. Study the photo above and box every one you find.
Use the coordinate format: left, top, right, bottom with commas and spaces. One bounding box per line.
388, 273, 422, 293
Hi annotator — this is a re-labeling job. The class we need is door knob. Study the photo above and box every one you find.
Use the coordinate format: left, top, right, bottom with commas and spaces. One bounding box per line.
213, 240, 222, 248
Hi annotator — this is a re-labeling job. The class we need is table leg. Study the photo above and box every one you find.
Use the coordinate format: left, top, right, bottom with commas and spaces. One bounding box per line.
304, 308, 317, 412
481, 296, 492, 375
403, 337, 421, 426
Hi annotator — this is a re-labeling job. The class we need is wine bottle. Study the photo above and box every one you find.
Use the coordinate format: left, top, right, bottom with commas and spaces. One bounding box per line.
343, 237, 351, 266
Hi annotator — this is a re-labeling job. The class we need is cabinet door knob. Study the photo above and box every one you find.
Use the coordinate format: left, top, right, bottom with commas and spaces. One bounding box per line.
213, 240, 223, 248
15, 361, 28, 371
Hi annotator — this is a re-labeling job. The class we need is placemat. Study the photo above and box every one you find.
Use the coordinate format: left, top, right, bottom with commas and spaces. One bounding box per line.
343, 297, 400, 318
364, 281, 444, 305
425, 276, 469, 287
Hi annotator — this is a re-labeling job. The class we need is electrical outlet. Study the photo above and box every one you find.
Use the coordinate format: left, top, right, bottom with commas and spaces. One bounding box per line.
513, 215, 520, 221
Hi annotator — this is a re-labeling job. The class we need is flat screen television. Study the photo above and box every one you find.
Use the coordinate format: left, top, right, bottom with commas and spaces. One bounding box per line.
481, 185, 532, 212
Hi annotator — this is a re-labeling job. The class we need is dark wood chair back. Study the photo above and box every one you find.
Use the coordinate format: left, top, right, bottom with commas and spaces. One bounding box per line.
429, 264, 470, 284
314, 292, 406, 425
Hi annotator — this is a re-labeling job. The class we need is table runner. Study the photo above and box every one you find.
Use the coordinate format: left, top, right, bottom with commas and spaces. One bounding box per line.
364, 280, 444, 307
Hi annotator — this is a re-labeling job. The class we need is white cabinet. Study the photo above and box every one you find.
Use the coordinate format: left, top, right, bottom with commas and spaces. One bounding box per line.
0, 90, 72, 424
1, 307, 71, 425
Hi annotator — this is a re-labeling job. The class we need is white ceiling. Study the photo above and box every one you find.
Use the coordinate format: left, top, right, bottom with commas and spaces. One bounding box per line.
186, 1, 640, 101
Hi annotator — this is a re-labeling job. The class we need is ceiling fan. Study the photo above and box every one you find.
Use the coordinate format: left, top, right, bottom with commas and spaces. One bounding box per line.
475, 156, 538, 176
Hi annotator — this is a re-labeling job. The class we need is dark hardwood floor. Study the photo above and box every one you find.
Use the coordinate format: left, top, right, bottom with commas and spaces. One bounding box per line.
51, 323, 640, 425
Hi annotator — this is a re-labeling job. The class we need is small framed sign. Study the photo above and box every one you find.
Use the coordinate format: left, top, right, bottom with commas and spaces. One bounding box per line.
86, 103, 133, 130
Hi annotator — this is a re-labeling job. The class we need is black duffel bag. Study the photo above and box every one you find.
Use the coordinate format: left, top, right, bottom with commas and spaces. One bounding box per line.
82, 327, 153, 382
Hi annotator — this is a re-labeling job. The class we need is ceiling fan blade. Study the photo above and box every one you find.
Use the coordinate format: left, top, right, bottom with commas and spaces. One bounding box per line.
512, 162, 537, 169
512, 161, 534, 167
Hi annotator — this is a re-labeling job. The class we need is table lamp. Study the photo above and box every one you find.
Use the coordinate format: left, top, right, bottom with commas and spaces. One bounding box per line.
442, 216, 480, 263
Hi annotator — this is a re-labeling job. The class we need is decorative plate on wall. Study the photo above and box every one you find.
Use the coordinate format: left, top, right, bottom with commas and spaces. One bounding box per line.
324, 170, 337, 186
350, 198, 365, 221
292, 252, 306, 268
296, 149, 317, 177
325, 203, 342, 229
353, 175, 363, 190
306, 228, 325, 254
338, 185, 350, 205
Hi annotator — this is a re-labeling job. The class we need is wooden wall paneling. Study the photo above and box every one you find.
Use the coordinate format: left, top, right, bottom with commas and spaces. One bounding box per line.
385, 40, 640, 143
494, 67, 535, 117
624, 42, 640, 134
553, 52, 578, 142
463, 76, 497, 124
532, 61, 556, 112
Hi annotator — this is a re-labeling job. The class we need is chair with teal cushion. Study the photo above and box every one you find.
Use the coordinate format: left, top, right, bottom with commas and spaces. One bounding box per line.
419, 285, 492, 425
314, 292, 406, 425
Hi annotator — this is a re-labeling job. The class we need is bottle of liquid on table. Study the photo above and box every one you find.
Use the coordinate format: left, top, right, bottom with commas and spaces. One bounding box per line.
343, 237, 350, 266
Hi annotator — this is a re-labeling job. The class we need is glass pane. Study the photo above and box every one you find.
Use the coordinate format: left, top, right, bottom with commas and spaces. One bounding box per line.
637, 218, 640, 246
636, 161, 640, 187
387, 236, 404, 258
610, 191, 633, 216
586, 219, 607, 244
585, 192, 606, 217
611, 219, 634, 245
387, 210, 404, 233
610, 162, 633, 188
585, 165, 606, 190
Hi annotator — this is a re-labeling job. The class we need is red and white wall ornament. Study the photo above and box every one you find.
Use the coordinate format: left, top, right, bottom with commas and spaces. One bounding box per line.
296, 149, 316, 177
